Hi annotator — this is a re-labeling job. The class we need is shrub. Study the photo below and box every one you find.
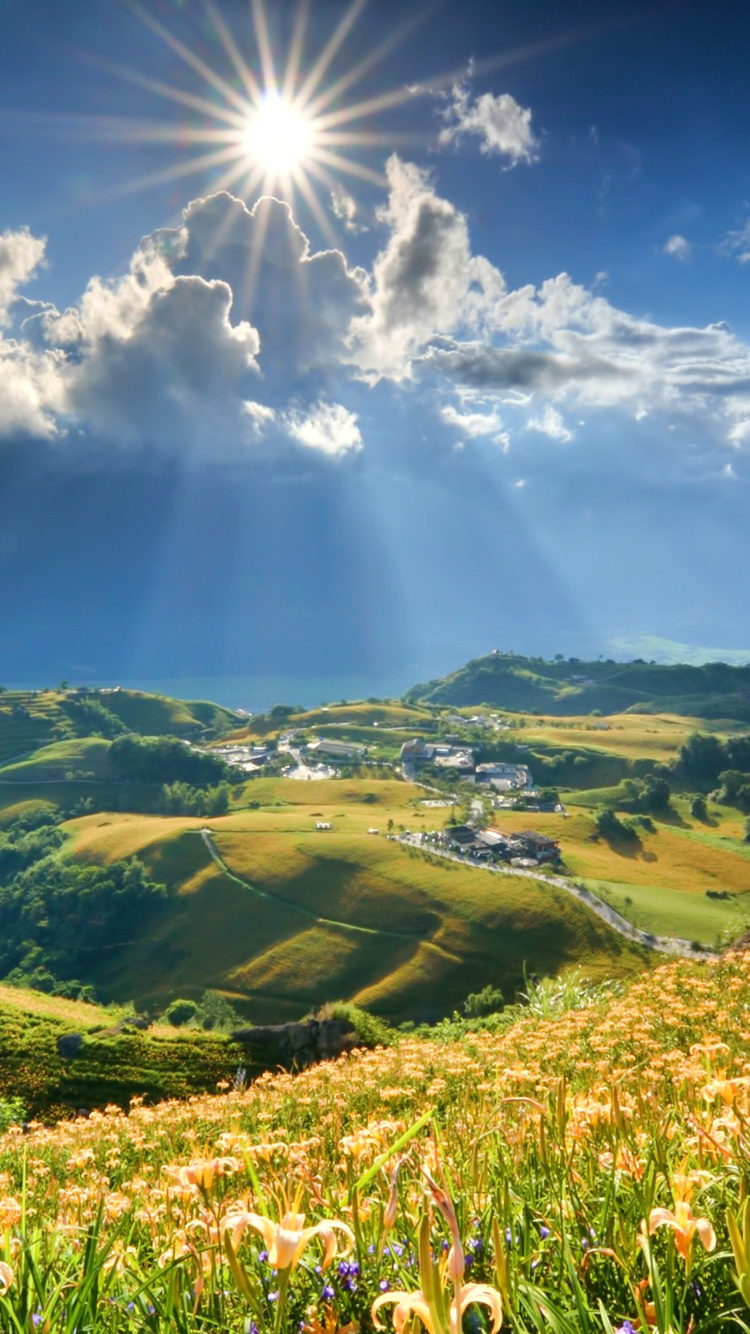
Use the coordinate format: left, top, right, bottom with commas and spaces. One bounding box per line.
165, 999, 200, 1027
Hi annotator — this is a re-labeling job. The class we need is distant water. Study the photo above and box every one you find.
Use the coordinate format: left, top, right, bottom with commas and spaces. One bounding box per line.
6, 667, 445, 713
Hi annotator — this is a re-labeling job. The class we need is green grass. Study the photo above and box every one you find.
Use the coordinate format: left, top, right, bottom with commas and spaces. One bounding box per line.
0, 737, 113, 781
582, 876, 746, 944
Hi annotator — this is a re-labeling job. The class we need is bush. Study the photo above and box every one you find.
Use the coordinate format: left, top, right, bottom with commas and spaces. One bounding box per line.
463, 984, 504, 1018
691, 794, 708, 820
165, 999, 200, 1027
319, 1001, 394, 1048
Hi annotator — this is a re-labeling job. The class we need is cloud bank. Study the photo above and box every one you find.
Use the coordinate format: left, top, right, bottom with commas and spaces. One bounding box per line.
2, 156, 750, 464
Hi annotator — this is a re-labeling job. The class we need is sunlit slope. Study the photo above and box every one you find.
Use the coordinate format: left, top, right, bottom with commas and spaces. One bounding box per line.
491, 802, 750, 944
65, 782, 648, 1022
407, 652, 750, 719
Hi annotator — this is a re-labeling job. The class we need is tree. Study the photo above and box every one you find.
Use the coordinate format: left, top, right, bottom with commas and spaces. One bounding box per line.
691, 795, 708, 821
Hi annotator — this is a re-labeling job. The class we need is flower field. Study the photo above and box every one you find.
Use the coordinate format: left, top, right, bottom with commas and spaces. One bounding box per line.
2, 953, 750, 1333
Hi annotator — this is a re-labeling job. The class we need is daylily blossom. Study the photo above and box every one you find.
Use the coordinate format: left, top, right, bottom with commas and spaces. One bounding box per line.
170, 1157, 241, 1192
225, 1204, 354, 1272
372, 1281, 502, 1334
424, 1168, 464, 1282
372, 1211, 502, 1334
647, 1201, 716, 1266
0, 1262, 13, 1295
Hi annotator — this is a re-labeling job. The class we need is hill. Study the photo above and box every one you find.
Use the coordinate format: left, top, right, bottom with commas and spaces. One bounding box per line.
0, 686, 241, 770
405, 651, 750, 719
62, 781, 649, 1023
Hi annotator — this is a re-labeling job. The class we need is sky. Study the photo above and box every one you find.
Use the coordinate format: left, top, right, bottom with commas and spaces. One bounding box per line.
1, 0, 750, 701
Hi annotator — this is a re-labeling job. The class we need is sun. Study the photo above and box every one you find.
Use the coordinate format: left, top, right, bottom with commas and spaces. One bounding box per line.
242, 92, 316, 179
85, 0, 428, 242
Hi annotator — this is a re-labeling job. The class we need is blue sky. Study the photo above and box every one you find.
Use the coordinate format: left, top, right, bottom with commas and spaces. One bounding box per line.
1, 0, 749, 698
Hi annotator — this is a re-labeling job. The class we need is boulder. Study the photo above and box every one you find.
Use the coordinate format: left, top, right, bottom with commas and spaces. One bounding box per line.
230, 1018, 359, 1070
57, 1033, 84, 1060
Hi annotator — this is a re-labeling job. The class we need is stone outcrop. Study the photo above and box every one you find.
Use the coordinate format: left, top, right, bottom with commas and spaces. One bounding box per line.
230, 1018, 360, 1070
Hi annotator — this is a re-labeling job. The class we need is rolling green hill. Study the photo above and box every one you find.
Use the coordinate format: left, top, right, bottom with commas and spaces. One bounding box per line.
61, 783, 649, 1024
405, 651, 750, 719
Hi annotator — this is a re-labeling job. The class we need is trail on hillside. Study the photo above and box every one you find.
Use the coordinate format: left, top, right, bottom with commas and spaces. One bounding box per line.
198, 829, 462, 963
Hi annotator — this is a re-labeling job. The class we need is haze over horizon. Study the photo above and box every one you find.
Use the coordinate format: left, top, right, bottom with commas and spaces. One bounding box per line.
1, 0, 749, 690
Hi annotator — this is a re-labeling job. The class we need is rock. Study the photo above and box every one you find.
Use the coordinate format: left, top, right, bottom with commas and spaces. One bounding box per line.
230, 1018, 360, 1070
57, 1033, 84, 1060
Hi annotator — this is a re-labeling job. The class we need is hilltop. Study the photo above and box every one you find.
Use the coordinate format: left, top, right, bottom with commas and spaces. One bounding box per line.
405, 651, 750, 720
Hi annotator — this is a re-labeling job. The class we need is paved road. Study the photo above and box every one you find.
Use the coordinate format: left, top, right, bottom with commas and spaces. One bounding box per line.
395, 834, 717, 961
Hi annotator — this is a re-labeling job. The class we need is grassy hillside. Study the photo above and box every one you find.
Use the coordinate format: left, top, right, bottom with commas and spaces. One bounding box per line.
0, 688, 241, 773
1, 951, 750, 1333
407, 651, 750, 719
61, 781, 648, 1023
0, 982, 255, 1120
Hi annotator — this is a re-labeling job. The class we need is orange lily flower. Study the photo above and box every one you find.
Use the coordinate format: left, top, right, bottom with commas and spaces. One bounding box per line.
647, 1201, 716, 1265
225, 1204, 354, 1272
0, 1263, 13, 1295
372, 1282, 502, 1334
171, 1157, 241, 1192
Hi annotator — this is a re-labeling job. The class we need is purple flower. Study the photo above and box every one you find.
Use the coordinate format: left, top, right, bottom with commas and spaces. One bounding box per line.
321, 1285, 335, 1301
379, 1280, 390, 1292
616, 1323, 636, 1334
391, 1242, 404, 1257
368, 1244, 376, 1255
540, 1225, 550, 1240
268, 1291, 279, 1304
468, 1237, 483, 1254
258, 1250, 268, 1262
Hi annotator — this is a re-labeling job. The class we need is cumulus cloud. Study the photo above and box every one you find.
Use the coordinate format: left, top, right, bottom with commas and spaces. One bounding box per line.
66, 271, 261, 449
526, 404, 573, 443
664, 234, 691, 260
5, 167, 750, 465
0, 228, 47, 324
439, 82, 539, 165
350, 155, 505, 379
169, 192, 368, 384
284, 401, 363, 456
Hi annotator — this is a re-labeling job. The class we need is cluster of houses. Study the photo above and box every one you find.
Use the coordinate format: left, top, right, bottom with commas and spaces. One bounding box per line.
439, 823, 560, 867
212, 742, 273, 774
400, 738, 532, 791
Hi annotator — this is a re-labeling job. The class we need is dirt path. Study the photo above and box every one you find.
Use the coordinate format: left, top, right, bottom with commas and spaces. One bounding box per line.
198, 829, 462, 963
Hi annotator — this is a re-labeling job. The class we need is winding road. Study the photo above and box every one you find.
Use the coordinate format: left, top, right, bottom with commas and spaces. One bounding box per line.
394, 833, 717, 961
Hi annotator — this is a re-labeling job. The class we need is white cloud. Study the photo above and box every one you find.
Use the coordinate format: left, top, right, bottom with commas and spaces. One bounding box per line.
526, 404, 573, 443
721, 218, 750, 264
0, 339, 65, 438
330, 184, 367, 233
244, 400, 276, 433
664, 234, 691, 260
284, 401, 363, 457
0, 228, 47, 324
439, 402, 509, 449
350, 155, 505, 379
439, 82, 539, 165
